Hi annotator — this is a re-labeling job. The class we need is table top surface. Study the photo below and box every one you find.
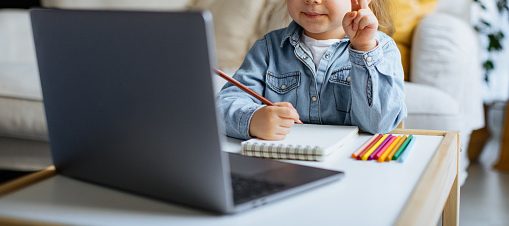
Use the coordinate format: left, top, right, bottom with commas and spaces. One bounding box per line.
0, 132, 450, 226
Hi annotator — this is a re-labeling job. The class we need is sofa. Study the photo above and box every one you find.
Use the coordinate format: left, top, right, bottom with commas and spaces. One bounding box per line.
0, 0, 484, 184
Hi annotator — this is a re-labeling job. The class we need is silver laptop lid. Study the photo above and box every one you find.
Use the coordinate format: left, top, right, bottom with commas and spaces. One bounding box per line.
31, 9, 233, 212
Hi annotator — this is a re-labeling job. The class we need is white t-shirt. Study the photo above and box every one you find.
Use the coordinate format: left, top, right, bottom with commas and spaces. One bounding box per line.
301, 34, 341, 69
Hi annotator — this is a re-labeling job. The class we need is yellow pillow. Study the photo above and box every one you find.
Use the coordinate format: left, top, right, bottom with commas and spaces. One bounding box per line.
391, 0, 437, 81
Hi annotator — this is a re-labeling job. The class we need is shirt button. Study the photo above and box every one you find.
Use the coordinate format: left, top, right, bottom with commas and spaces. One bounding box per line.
311, 96, 317, 102
347, 77, 351, 82
324, 53, 330, 59
281, 84, 287, 89
366, 56, 373, 62
302, 55, 308, 59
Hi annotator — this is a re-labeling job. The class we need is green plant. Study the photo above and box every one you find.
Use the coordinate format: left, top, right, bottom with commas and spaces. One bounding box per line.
473, 0, 508, 82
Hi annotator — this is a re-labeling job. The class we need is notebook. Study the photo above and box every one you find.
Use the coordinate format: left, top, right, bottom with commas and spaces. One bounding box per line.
241, 124, 359, 161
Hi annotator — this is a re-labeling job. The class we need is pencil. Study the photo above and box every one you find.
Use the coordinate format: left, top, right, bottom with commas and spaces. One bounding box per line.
214, 68, 302, 124
214, 68, 273, 106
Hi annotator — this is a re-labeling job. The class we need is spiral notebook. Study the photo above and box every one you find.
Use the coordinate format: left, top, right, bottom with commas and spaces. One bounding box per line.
241, 124, 359, 161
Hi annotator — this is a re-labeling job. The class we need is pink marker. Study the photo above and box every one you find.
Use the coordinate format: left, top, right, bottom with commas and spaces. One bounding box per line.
374, 135, 397, 160
368, 135, 394, 160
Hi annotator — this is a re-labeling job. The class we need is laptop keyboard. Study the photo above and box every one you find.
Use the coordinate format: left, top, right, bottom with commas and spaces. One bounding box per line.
231, 173, 286, 204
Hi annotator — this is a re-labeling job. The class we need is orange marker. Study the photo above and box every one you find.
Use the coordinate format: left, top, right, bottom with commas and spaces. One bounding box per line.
386, 135, 407, 161
361, 134, 389, 161
352, 134, 380, 159
378, 135, 402, 162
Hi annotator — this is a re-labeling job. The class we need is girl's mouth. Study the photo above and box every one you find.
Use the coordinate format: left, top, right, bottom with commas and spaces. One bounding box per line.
302, 12, 325, 19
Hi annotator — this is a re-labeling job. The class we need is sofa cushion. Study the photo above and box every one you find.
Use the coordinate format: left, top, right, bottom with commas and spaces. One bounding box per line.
0, 64, 42, 101
0, 10, 37, 64
0, 137, 50, 170
189, 0, 266, 69
404, 82, 459, 115
254, 0, 291, 46
404, 82, 462, 131
0, 64, 47, 141
411, 12, 484, 132
391, 0, 437, 81
0, 97, 47, 141
0, 10, 48, 141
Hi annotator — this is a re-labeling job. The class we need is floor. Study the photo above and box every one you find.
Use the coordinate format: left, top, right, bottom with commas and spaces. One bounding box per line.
461, 162, 509, 226
460, 102, 509, 226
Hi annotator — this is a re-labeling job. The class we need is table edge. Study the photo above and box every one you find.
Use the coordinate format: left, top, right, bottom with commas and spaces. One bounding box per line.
0, 129, 457, 225
395, 130, 459, 225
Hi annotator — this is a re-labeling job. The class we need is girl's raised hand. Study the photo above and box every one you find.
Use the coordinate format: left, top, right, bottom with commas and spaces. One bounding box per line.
342, 0, 378, 51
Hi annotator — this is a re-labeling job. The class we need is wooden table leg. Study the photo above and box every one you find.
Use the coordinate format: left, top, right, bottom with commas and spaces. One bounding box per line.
495, 102, 509, 171
442, 175, 459, 226
442, 133, 460, 226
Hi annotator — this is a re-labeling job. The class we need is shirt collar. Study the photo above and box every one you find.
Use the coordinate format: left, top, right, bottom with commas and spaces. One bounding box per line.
280, 21, 303, 48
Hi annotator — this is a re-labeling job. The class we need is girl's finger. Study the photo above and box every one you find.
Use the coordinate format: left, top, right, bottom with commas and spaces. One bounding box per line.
279, 118, 295, 128
359, 0, 369, 9
289, 107, 302, 123
276, 106, 300, 122
358, 15, 375, 30
351, 0, 359, 11
353, 9, 370, 31
276, 126, 291, 136
342, 11, 357, 28
353, 9, 367, 24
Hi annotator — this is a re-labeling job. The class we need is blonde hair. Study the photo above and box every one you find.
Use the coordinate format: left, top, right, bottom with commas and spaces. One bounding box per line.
370, 0, 394, 36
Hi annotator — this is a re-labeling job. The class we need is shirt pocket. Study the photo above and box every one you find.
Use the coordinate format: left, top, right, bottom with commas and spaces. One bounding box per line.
266, 71, 301, 94
329, 66, 352, 113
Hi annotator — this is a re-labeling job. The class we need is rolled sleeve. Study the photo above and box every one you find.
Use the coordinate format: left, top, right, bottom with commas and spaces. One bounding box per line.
348, 40, 384, 68
347, 34, 407, 134
239, 103, 265, 139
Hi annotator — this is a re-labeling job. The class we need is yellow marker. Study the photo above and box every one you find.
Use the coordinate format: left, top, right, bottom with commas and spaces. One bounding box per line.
386, 135, 407, 161
361, 134, 389, 160
378, 135, 402, 162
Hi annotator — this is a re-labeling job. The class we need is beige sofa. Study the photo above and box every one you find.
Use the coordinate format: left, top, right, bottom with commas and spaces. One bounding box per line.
0, 0, 484, 184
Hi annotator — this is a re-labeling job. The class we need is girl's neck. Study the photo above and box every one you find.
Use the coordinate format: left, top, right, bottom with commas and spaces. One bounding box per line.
303, 28, 346, 40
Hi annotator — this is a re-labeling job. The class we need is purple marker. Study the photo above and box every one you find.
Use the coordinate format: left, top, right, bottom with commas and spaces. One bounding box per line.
368, 134, 394, 160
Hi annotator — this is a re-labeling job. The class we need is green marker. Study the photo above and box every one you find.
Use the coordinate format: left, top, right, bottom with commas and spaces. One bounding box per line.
393, 135, 413, 160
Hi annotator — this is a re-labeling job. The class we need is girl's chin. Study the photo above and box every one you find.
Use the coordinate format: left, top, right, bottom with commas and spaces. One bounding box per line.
302, 26, 328, 35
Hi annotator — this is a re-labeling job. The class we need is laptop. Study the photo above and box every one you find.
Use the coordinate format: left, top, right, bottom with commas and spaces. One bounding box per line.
30, 8, 344, 214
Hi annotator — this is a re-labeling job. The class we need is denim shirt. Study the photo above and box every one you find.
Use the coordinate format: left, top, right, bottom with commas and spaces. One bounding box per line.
217, 21, 407, 140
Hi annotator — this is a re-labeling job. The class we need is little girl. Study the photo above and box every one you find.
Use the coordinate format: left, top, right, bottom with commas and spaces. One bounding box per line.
217, 0, 407, 140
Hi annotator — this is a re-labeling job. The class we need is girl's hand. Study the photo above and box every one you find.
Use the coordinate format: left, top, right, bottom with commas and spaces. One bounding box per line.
249, 102, 301, 140
342, 0, 378, 51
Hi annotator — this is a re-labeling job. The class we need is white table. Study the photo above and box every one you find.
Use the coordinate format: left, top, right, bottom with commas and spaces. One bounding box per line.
0, 129, 459, 226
